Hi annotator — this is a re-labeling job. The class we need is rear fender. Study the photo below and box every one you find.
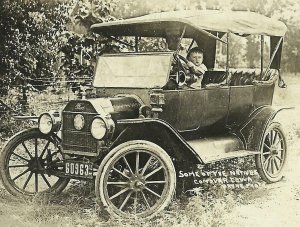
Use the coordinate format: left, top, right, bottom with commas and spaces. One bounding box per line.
238, 106, 292, 151
111, 119, 204, 164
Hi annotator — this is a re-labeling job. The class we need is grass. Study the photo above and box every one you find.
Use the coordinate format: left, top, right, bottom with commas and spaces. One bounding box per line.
0, 174, 269, 227
0, 177, 271, 227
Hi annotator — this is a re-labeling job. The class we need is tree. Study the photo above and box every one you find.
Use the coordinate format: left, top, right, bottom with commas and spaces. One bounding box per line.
58, 0, 121, 86
0, 0, 70, 95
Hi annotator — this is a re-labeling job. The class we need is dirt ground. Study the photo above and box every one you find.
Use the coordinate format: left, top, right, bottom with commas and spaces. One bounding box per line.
225, 138, 300, 227
0, 77, 299, 227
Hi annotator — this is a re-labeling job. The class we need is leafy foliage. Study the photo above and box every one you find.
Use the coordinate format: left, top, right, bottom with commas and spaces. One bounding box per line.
1, 0, 299, 98
57, 0, 123, 89
0, 0, 70, 95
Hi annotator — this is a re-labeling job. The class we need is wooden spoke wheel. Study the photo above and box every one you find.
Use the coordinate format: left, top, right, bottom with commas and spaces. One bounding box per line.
95, 140, 176, 219
256, 122, 287, 183
0, 128, 69, 196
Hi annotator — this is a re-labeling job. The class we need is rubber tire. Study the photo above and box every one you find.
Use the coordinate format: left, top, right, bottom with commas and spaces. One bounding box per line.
95, 140, 176, 219
255, 122, 287, 183
0, 128, 69, 196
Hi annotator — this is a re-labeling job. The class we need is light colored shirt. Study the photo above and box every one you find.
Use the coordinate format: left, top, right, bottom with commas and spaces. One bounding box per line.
188, 63, 207, 88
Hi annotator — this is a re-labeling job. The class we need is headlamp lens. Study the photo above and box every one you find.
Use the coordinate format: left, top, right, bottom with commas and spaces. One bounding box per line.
39, 113, 53, 134
91, 117, 107, 140
74, 114, 85, 130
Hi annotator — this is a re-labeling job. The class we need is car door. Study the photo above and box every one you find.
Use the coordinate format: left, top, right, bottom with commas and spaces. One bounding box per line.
227, 85, 255, 127
175, 87, 230, 132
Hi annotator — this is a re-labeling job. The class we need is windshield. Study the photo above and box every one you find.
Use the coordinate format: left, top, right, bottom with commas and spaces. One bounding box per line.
93, 53, 172, 88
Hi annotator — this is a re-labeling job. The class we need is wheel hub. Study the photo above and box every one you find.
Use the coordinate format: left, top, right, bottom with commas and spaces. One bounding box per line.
129, 175, 145, 191
28, 157, 45, 173
270, 146, 279, 156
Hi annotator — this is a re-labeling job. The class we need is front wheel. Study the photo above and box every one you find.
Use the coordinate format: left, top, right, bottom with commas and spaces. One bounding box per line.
255, 122, 287, 183
95, 140, 176, 219
0, 128, 69, 196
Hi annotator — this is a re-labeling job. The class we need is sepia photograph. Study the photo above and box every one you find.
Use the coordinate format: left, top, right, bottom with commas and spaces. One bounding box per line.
0, 0, 300, 226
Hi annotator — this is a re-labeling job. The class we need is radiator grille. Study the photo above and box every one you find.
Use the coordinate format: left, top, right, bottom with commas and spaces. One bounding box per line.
62, 111, 98, 155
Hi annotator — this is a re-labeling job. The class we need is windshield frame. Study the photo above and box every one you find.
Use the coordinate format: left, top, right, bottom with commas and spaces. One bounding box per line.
92, 52, 173, 89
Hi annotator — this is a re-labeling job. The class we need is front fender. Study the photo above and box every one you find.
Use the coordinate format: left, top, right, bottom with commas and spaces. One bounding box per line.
111, 118, 204, 164
2, 127, 62, 154
12, 115, 39, 123
238, 105, 293, 151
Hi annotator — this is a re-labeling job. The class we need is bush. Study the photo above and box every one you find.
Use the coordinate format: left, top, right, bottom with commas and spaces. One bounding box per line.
0, 0, 70, 95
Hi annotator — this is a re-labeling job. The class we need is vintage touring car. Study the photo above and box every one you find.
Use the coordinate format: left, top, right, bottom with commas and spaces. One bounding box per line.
0, 10, 289, 218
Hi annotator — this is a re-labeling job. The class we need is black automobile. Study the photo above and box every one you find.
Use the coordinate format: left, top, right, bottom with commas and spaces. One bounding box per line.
0, 10, 290, 218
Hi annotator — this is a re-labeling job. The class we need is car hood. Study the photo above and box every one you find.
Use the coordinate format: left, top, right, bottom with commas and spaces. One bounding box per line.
63, 96, 142, 120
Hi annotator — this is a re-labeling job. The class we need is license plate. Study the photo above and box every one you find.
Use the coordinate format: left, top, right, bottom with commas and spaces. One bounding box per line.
65, 161, 93, 178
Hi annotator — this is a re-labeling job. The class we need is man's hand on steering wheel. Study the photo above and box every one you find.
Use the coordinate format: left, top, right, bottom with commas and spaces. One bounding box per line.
173, 53, 189, 74
176, 54, 188, 64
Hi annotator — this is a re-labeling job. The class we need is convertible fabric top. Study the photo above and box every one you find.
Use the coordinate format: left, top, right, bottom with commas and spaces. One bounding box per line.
91, 10, 287, 37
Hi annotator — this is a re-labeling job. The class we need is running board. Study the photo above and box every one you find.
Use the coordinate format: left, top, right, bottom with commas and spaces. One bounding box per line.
187, 136, 260, 164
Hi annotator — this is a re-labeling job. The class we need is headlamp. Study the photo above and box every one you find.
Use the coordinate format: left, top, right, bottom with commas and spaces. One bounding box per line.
38, 111, 61, 134
74, 114, 85, 130
91, 117, 107, 140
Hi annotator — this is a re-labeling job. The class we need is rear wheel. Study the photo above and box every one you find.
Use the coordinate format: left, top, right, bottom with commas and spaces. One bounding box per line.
0, 128, 69, 196
255, 122, 287, 183
95, 140, 176, 219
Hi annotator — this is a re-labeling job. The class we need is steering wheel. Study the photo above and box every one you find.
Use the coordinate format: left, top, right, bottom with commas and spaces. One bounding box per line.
177, 54, 189, 64
170, 53, 196, 88
173, 53, 189, 74
173, 54, 200, 88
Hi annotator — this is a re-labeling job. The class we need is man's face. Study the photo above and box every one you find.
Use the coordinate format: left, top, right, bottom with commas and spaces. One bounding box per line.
166, 36, 180, 50
188, 52, 203, 66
